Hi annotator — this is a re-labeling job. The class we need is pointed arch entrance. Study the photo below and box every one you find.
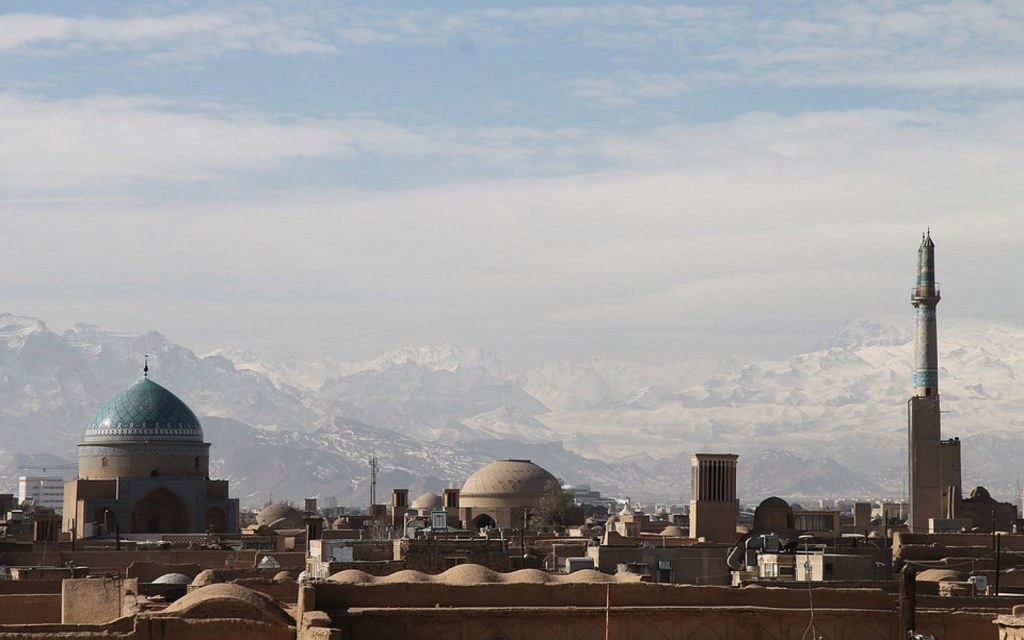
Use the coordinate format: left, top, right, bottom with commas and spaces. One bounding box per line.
206, 506, 228, 533
131, 488, 191, 533
472, 513, 497, 530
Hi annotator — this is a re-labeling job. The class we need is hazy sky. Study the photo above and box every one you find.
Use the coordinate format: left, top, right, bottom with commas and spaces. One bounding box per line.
2, 1, 1023, 369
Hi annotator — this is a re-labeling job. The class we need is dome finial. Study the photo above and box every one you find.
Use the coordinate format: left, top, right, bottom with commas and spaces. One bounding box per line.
143, 355, 149, 379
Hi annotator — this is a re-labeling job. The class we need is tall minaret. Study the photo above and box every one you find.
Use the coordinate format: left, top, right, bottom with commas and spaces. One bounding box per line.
912, 230, 940, 397
907, 230, 961, 532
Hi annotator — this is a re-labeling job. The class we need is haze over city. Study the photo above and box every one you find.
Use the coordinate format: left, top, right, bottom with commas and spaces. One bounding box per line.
6, 5, 1024, 638
2, 2, 1023, 370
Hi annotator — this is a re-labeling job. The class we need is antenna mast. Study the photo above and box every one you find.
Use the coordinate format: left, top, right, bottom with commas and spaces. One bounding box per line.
368, 455, 379, 509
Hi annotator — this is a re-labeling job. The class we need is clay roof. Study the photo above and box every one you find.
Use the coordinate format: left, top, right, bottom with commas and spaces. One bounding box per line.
256, 503, 304, 528
411, 492, 444, 510
160, 583, 293, 627
916, 569, 965, 583
329, 569, 374, 583
438, 564, 504, 584
659, 525, 687, 537
461, 459, 559, 498
191, 570, 224, 587
152, 573, 192, 585
329, 564, 643, 585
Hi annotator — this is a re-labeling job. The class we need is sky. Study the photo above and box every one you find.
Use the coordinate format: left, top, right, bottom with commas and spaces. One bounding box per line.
2, 1, 1023, 370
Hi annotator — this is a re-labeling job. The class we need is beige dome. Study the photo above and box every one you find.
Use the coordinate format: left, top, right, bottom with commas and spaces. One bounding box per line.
191, 570, 224, 587
460, 459, 560, 510
163, 584, 292, 627
917, 569, 965, 583
256, 503, 304, 529
659, 525, 686, 537
411, 492, 443, 510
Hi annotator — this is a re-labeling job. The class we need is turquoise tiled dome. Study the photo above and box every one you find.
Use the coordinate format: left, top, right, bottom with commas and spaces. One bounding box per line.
84, 378, 203, 443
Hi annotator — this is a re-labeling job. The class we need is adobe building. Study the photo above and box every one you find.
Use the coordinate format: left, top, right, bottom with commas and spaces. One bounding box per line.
298, 566, 1020, 640
906, 232, 1016, 532
688, 453, 739, 543
458, 459, 561, 530
62, 367, 239, 537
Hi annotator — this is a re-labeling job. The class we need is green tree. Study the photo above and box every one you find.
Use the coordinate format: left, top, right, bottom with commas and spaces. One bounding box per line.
538, 489, 579, 532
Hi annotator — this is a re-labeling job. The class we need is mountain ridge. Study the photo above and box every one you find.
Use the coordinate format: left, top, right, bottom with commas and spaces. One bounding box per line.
1, 311, 1021, 505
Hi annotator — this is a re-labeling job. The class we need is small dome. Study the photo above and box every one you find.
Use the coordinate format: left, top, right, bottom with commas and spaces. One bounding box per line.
917, 569, 965, 583
162, 584, 292, 627
153, 572, 193, 585
660, 525, 686, 537
191, 570, 224, 587
85, 378, 203, 443
461, 460, 560, 509
411, 492, 443, 510
758, 496, 790, 509
256, 503, 304, 529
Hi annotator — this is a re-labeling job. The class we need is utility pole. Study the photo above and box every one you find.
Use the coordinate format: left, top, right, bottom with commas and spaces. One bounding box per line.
996, 530, 1002, 596
520, 508, 530, 565
899, 564, 916, 638
368, 455, 378, 511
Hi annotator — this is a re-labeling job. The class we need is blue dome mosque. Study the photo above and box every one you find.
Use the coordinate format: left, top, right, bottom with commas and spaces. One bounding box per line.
63, 366, 238, 537
84, 377, 204, 443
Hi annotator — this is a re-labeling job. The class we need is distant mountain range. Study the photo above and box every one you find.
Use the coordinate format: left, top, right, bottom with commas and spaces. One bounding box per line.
1, 312, 1021, 507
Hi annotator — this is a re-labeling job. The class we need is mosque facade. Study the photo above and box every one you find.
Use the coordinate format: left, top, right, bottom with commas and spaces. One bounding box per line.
62, 372, 239, 537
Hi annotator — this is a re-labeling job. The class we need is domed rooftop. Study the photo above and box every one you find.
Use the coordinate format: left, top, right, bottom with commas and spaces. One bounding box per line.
85, 378, 203, 444
660, 525, 687, 537
461, 459, 559, 497
256, 503, 304, 529
152, 572, 193, 585
459, 460, 561, 512
411, 492, 443, 510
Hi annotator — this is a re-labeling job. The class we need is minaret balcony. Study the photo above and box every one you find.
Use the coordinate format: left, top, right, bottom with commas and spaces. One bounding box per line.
911, 283, 941, 302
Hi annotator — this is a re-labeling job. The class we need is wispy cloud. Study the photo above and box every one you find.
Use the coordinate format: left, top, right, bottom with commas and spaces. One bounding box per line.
569, 71, 695, 109
0, 92, 592, 191
6, 3, 1023, 97
0, 9, 337, 61
4, 98, 1023, 359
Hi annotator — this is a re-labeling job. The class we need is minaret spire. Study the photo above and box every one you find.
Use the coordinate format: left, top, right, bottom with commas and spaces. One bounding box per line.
907, 230, 960, 533
911, 231, 940, 396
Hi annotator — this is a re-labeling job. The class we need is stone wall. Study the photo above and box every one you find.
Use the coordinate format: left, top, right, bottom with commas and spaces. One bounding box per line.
0, 594, 62, 624
0, 617, 293, 640
325, 605, 998, 640
0, 580, 63, 594
303, 581, 1013, 640
398, 538, 510, 573
62, 577, 140, 624
0, 549, 307, 573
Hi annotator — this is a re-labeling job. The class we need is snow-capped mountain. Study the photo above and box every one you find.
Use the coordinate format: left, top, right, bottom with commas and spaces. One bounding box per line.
318, 343, 548, 434
1, 311, 1022, 505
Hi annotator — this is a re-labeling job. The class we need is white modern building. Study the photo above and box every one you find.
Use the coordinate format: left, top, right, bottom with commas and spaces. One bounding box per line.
18, 476, 65, 511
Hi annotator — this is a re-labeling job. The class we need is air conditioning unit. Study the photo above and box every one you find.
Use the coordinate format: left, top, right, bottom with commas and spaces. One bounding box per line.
968, 575, 987, 595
